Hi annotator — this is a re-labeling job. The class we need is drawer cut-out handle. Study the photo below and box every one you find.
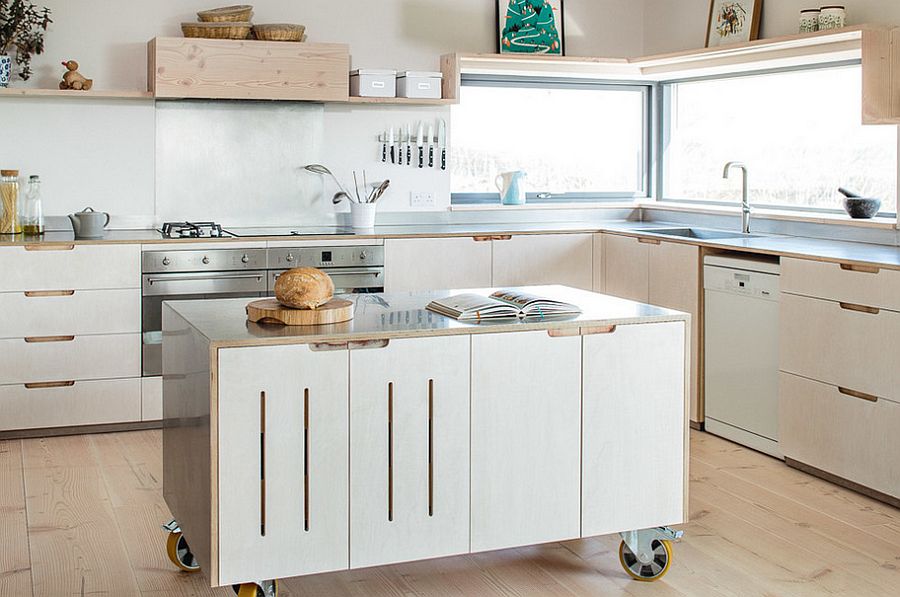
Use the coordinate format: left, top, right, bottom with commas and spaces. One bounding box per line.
472, 235, 493, 242
24, 335, 75, 343
838, 387, 879, 403
24, 380, 75, 389
24, 244, 75, 251
839, 302, 880, 315
548, 325, 617, 337
840, 263, 880, 274
638, 237, 661, 245
492, 235, 513, 241
24, 290, 75, 298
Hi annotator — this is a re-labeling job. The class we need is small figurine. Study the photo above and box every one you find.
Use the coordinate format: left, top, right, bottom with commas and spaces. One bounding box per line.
59, 60, 93, 91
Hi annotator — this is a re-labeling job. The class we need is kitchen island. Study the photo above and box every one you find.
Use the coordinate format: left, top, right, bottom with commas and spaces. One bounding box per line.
161, 285, 690, 595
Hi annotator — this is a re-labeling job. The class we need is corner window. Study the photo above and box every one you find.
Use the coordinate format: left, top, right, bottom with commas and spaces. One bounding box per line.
661, 64, 897, 214
451, 77, 651, 203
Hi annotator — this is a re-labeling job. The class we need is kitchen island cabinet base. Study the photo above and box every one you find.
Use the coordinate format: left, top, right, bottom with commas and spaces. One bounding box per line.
161, 288, 690, 589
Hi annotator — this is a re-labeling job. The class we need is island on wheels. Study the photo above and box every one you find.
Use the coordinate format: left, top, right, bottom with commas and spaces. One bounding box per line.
160, 285, 690, 596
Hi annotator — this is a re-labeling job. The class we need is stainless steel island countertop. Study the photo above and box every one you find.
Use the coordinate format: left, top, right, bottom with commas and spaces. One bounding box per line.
162, 285, 690, 349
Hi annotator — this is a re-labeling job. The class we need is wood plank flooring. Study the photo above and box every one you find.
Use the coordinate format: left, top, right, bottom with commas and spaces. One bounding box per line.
1, 430, 898, 596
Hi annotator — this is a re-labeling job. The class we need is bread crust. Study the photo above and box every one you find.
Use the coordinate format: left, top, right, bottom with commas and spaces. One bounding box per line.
274, 267, 335, 309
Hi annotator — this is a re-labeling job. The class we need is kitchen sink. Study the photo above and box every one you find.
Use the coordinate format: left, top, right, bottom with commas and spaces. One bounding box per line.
640, 227, 761, 240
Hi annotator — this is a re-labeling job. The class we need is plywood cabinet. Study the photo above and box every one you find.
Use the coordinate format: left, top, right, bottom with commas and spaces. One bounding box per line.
602, 234, 700, 422
217, 345, 350, 584
470, 331, 582, 552
491, 233, 593, 290
384, 237, 493, 292
149, 38, 350, 101
349, 336, 470, 568
582, 322, 686, 536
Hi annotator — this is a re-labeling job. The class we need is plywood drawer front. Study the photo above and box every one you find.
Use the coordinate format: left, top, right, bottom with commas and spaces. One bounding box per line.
0, 378, 141, 431
780, 293, 900, 402
0, 244, 140, 292
779, 372, 900, 498
0, 289, 140, 338
151, 37, 350, 101
0, 334, 140, 384
781, 257, 900, 311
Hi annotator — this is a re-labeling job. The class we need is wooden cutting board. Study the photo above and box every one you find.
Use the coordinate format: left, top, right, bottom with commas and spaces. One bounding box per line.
246, 298, 354, 326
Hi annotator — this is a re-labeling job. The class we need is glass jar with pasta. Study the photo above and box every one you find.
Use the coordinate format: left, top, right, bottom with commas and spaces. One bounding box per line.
0, 170, 21, 234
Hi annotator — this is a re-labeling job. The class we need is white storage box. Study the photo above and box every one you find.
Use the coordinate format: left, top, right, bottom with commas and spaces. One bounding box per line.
397, 71, 443, 99
350, 69, 397, 98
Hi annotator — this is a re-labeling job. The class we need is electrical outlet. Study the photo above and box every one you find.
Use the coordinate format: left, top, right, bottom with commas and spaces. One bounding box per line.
410, 191, 435, 208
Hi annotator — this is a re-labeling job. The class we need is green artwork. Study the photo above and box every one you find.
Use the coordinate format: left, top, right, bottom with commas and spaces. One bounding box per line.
500, 0, 562, 55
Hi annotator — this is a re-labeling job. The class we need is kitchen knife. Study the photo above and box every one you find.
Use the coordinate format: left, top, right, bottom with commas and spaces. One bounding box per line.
406, 123, 412, 165
389, 127, 396, 164
438, 119, 447, 171
381, 129, 387, 163
417, 122, 425, 169
427, 123, 435, 168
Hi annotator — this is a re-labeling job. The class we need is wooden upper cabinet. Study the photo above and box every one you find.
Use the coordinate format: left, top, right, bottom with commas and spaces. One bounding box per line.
148, 37, 350, 101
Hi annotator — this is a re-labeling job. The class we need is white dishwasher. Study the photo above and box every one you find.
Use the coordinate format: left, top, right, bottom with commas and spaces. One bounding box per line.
704, 254, 781, 458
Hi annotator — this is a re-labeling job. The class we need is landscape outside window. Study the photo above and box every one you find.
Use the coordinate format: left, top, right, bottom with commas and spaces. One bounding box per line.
664, 65, 897, 213
451, 82, 647, 200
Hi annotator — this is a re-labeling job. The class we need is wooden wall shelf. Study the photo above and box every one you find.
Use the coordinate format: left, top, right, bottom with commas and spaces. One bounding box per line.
0, 88, 152, 100
346, 96, 455, 106
441, 24, 900, 124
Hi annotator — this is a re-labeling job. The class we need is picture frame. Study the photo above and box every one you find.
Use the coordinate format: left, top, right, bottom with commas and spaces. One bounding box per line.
496, 0, 565, 56
706, 0, 763, 48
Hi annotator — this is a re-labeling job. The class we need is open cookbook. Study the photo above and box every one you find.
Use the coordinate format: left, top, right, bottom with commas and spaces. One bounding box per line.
426, 289, 581, 322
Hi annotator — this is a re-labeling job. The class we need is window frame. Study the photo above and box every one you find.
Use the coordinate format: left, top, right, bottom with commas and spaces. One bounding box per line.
656, 59, 898, 217
450, 74, 656, 205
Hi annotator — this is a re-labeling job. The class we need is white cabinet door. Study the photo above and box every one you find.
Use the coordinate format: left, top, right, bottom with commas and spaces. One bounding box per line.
602, 234, 649, 302
217, 345, 349, 585
470, 331, 581, 552
384, 237, 492, 292
349, 336, 470, 568
491, 233, 593, 290
582, 322, 687, 537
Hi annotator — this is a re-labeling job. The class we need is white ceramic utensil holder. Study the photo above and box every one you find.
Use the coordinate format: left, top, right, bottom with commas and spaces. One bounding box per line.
350, 202, 377, 228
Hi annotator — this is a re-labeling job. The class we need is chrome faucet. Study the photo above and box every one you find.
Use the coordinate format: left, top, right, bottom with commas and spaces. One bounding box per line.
723, 161, 750, 234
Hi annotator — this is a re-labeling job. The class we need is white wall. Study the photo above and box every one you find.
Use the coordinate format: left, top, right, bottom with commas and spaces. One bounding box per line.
643, 0, 900, 55
1, 1, 645, 225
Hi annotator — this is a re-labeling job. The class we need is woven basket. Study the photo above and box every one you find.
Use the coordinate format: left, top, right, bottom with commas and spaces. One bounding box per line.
253, 23, 306, 42
197, 5, 253, 23
182, 21, 252, 39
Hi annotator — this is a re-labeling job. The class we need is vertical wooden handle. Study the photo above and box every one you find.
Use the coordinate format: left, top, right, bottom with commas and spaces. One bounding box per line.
387, 382, 394, 523
427, 378, 434, 518
303, 388, 310, 532
260, 391, 267, 537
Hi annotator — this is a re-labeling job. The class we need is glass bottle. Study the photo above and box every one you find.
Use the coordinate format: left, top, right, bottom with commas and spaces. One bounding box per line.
0, 169, 21, 235
22, 175, 44, 236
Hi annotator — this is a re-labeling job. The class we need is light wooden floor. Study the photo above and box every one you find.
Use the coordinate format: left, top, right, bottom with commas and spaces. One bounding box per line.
2, 430, 899, 597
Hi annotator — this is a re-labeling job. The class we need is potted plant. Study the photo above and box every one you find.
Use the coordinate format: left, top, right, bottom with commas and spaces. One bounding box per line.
0, 0, 52, 87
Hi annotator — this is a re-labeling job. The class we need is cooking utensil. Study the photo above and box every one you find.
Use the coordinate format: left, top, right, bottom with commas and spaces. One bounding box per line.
247, 297, 354, 326
838, 187, 861, 198
368, 179, 390, 203
406, 123, 412, 165
389, 127, 396, 164
304, 164, 354, 200
843, 197, 881, 219
427, 123, 435, 168
68, 207, 110, 239
381, 130, 387, 163
417, 122, 425, 169
438, 119, 447, 171
332, 192, 350, 205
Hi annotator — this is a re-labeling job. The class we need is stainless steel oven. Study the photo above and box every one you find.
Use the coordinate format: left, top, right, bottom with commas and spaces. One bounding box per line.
141, 245, 385, 377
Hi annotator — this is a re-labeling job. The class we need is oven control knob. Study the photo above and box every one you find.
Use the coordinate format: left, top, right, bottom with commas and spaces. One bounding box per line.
202, 256, 210, 265
162, 257, 171, 266
241, 254, 250, 264
359, 250, 368, 260
286, 253, 295, 262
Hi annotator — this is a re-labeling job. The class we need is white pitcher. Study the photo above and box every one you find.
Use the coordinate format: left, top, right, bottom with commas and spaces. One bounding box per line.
495, 171, 526, 205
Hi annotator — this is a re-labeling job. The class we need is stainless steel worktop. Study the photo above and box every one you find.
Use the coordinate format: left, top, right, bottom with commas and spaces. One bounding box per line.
163, 285, 690, 348
4, 220, 900, 271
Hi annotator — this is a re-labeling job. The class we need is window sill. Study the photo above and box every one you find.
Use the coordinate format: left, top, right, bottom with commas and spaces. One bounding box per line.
449, 202, 639, 212
641, 201, 898, 230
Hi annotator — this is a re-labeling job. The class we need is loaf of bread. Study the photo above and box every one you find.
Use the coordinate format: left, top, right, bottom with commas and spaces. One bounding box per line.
274, 267, 335, 309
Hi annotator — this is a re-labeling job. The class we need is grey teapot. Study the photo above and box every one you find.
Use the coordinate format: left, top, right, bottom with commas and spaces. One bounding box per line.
68, 207, 110, 239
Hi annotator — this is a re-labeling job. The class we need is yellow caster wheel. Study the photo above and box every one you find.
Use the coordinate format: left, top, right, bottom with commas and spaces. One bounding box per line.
619, 538, 673, 582
232, 579, 279, 597
165, 531, 200, 572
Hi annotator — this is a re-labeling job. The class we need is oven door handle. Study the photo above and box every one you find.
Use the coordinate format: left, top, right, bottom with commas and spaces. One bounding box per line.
145, 273, 266, 285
